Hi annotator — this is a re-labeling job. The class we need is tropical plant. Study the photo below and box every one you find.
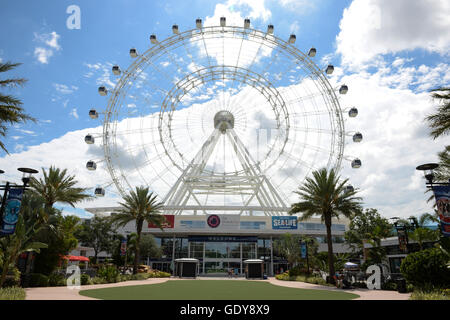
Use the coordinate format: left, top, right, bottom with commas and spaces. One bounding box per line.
433, 146, 450, 182
0, 61, 36, 153
111, 186, 165, 274
344, 208, 393, 261
29, 166, 93, 210
289, 168, 363, 283
75, 216, 117, 263
274, 233, 301, 268
408, 213, 440, 251
139, 234, 162, 263
0, 212, 47, 287
33, 213, 81, 275
400, 247, 450, 290
426, 87, 450, 139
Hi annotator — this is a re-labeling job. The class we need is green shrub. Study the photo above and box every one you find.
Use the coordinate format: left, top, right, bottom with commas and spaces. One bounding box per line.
28, 273, 49, 287
400, 248, 450, 289
0, 287, 26, 300
2, 268, 21, 288
80, 274, 91, 285
381, 281, 397, 291
48, 273, 66, 287
148, 271, 171, 278
410, 290, 450, 300
131, 273, 150, 281
91, 277, 107, 284
287, 266, 304, 277
97, 265, 119, 283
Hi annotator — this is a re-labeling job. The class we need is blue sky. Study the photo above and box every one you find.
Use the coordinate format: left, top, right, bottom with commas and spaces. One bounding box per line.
0, 0, 449, 219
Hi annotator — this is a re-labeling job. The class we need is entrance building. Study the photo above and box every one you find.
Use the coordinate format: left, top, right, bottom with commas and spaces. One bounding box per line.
86, 209, 351, 276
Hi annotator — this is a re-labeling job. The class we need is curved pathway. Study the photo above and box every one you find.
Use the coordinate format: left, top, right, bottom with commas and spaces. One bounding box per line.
268, 278, 411, 300
25, 277, 411, 300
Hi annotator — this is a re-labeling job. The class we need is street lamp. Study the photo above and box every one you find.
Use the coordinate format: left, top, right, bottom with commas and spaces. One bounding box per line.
0, 168, 38, 236
416, 163, 450, 237
416, 163, 440, 186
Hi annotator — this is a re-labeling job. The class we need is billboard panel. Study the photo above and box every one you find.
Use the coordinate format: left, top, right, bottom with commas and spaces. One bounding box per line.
272, 216, 298, 230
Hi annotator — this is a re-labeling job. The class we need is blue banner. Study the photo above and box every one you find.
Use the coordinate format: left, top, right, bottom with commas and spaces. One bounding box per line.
1, 187, 24, 235
272, 216, 298, 230
432, 185, 450, 237
300, 242, 307, 258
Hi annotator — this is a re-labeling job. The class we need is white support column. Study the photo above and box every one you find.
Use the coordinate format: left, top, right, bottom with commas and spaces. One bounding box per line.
270, 236, 274, 277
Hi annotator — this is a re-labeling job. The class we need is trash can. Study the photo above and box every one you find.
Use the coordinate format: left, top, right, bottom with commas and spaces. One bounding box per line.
396, 278, 407, 293
244, 259, 264, 280
175, 258, 199, 278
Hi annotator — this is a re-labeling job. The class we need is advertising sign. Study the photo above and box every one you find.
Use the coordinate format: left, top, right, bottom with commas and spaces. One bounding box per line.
120, 240, 127, 256
148, 215, 174, 229
272, 216, 298, 230
0, 187, 24, 235
179, 220, 206, 229
206, 214, 240, 230
300, 242, 307, 258
432, 185, 450, 237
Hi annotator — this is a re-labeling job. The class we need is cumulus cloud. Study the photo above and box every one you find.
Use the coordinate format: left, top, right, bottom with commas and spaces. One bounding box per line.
337, 0, 450, 68
33, 31, 61, 64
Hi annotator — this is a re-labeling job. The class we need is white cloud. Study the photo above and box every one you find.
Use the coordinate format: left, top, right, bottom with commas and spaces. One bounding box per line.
337, 0, 450, 68
53, 83, 78, 95
70, 108, 79, 119
34, 47, 53, 64
33, 31, 61, 64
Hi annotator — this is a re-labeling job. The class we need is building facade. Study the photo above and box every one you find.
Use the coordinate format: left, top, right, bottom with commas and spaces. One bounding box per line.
90, 212, 352, 276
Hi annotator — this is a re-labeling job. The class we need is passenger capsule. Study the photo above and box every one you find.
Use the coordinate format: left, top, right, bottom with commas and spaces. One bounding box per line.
220, 17, 226, 27
351, 159, 362, 169
244, 19, 250, 29
267, 24, 274, 34
172, 24, 179, 34
129, 48, 138, 58
98, 86, 107, 96
94, 187, 105, 197
196, 18, 202, 29
85, 134, 95, 144
339, 85, 348, 95
86, 161, 97, 171
89, 109, 98, 119
353, 132, 363, 143
150, 34, 158, 44
349, 108, 358, 118
326, 65, 334, 75
289, 34, 296, 44
112, 65, 121, 76
308, 48, 317, 57
345, 185, 355, 193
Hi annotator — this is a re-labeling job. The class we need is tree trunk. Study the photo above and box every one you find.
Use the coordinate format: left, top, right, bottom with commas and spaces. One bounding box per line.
133, 220, 143, 274
325, 214, 335, 284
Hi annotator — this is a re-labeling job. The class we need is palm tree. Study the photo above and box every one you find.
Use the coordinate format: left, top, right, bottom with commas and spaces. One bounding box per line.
426, 87, 450, 139
0, 62, 36, 153
289, 168, 362, 283
111, 187, 165, 274
29, 166, 93, 210
0, 197, 48, 287
408, 214, 440, 251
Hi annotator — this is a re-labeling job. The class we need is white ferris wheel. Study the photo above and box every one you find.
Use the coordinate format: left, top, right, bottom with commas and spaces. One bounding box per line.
85, 18, 362, 216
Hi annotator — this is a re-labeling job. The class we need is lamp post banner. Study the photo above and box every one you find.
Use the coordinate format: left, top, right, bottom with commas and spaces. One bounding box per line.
432, 185, 450, 237
0, 187, 24, 235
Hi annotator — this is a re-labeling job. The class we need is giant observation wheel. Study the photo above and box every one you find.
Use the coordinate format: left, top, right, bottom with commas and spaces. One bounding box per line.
86, 18, 362, 216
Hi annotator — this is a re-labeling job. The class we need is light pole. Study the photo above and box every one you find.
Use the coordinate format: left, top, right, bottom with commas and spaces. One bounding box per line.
0, 168, 38, 236
416, 163, 450, 237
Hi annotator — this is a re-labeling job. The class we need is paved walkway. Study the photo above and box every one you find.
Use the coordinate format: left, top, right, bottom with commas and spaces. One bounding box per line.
25, 277, 411, 300
268, 278, 411, 300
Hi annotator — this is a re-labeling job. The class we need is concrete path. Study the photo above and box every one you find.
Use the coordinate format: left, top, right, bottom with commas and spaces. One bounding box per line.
25, 278, 169, 300
25, 277, 411, 300
268, 278, 411, 300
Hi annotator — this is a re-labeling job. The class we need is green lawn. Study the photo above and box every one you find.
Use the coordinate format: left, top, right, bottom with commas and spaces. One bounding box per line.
79, 280, 359, 300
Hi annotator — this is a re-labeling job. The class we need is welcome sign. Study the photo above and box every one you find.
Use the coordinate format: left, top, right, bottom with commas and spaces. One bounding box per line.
272, 216, 298, 230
